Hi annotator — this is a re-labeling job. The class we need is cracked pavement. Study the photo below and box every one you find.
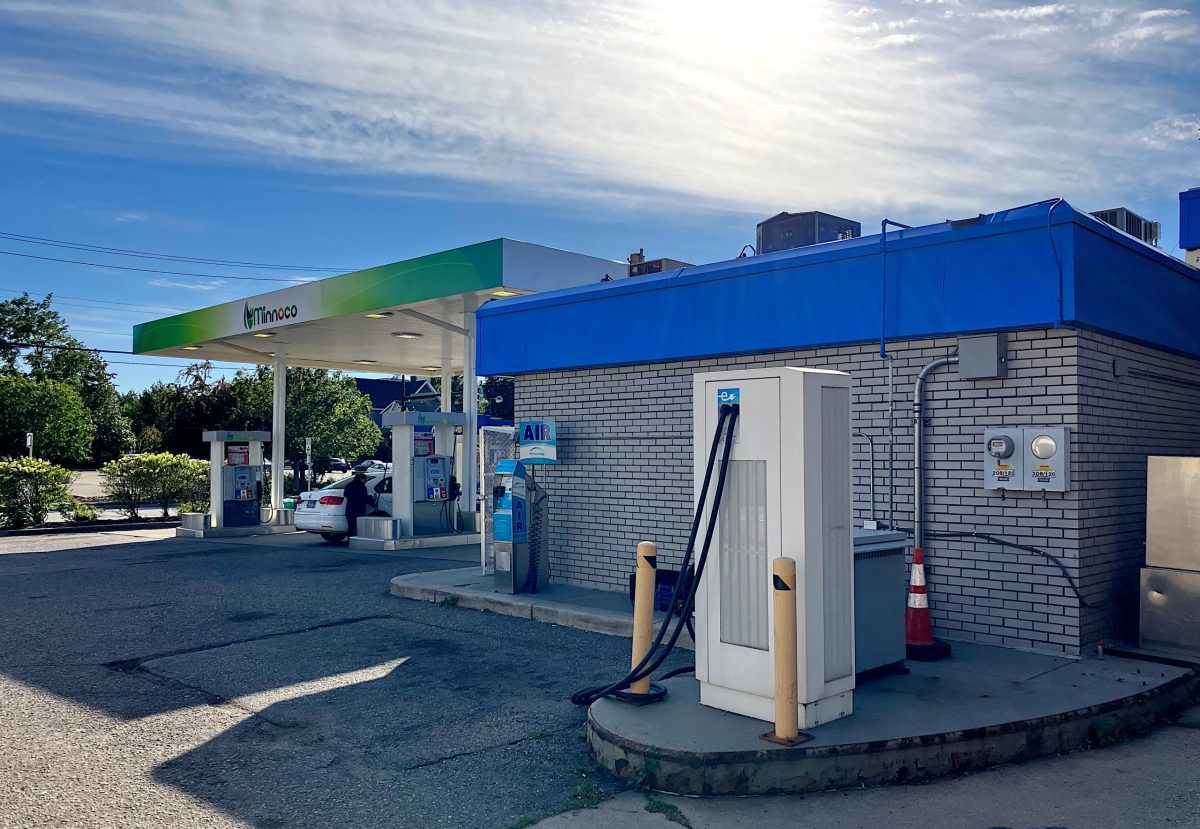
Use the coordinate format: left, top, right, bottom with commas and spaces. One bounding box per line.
0, 529, 662, 829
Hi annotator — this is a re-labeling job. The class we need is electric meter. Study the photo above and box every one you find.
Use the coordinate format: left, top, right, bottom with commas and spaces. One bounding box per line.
1030, 434, 1058, 460
987, 435, 1015, 459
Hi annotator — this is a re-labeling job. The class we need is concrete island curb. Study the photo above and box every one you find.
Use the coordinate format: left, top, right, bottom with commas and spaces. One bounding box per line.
587, 671, 1200, 797
388, 568, 640, 639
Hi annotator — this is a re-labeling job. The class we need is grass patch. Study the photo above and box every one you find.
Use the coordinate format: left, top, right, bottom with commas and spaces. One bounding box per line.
505, 817, 540, 829
570, 781, 607, 809
645, 797, 692, 828
436, 594, 460, 608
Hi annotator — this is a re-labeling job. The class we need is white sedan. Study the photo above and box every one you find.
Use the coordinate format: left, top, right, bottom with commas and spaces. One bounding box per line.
294, 473, 393, 543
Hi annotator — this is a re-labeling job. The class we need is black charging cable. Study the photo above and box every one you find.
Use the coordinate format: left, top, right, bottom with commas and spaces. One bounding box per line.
926, 529, 1102, 608
571, 403, 739, 706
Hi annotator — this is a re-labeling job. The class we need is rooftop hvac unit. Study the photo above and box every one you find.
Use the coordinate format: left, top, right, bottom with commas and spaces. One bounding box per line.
756, 211, 861, 255
628, 257, 692, 277
1090, 207, 1161, 247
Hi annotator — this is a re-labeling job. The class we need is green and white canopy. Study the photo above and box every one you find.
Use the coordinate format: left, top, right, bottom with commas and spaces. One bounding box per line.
133, 239, 620, 374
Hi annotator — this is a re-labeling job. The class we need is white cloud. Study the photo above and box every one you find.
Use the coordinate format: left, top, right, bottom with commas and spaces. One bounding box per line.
147, 278, 227, 291
0, 0, 1194, 218
978, 4, 1072, 21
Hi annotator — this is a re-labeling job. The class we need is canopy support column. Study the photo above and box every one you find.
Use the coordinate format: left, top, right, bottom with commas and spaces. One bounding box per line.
271, 351, 286, 509
462, 295, 478, 517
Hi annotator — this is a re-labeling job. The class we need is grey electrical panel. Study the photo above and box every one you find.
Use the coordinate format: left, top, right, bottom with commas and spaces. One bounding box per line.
982, 426, 1070, 491
958, 334, 1007, 379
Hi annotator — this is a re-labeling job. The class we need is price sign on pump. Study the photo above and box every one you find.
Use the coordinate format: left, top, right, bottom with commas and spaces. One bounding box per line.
518, 419, 557, 465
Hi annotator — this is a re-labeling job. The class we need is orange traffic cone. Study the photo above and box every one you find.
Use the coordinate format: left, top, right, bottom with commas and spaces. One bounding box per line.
906, 547, 951, 661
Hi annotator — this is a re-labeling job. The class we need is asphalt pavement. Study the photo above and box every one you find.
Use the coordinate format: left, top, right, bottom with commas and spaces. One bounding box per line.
0, 529, 681, 829
4, 529, 1198, 829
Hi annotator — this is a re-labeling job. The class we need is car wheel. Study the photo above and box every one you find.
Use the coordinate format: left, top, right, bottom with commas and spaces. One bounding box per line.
321, 532, 348, 544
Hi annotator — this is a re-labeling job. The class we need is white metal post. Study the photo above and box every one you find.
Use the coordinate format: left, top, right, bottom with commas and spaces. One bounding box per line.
437, 364, 454, 456
462, 294, 478, 515
391, 423, 415, 536
210, 440, 224, 528
271, 351, 286, 510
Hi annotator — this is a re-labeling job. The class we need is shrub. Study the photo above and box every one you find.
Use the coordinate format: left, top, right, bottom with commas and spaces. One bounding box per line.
101, 452, 209, 519
0, 458, 75, 529
69, 499, 101, 523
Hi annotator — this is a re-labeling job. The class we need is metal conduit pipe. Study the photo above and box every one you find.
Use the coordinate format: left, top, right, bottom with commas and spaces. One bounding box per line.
912, 354, 959, 549
886, 356, 895, 530
854, 431, 876, 525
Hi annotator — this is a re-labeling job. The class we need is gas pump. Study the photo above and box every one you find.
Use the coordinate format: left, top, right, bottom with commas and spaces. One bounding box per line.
201, 430, 271, 530
380, 410, 468, 538
492, 459, 549, 593
221, 450, 263, 527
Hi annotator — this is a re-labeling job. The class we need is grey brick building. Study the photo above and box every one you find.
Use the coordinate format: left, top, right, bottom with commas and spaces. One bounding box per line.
478, 200, 1200, 656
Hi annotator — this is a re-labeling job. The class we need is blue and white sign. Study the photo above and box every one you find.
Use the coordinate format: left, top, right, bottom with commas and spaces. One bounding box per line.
717, 387, 740, 405
518, 419, 558, 465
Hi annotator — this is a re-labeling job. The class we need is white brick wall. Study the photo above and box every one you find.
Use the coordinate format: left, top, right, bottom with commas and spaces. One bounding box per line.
514, 327, 1200, 656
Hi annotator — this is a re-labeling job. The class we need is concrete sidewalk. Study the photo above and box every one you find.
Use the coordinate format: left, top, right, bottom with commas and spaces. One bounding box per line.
389, 566, 692, 645
537, 704, 1200, 828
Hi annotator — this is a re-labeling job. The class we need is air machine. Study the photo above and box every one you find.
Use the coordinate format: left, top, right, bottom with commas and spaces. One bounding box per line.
492, 459, 550, 593
693, 367, 855, 726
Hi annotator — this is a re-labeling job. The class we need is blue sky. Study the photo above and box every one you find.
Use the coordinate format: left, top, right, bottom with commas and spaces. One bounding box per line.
0, 0, 1196, 392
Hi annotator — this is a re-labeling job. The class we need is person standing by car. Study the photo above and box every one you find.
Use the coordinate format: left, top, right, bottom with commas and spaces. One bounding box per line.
343, 468, 369, 541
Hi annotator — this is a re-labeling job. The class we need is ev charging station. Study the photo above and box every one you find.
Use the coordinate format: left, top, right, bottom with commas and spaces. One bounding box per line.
693, 367, 856, 727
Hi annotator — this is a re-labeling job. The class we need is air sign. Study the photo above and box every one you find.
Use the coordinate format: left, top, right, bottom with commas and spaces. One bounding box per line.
518, 420, 557, 465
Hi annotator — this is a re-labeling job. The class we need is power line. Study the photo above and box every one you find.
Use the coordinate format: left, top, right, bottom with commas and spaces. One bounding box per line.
0, 230, 348, 272
0, 339, 246, 365
73, 328, 132, 337
0, 250, 308, 283
0, 288, 187, 315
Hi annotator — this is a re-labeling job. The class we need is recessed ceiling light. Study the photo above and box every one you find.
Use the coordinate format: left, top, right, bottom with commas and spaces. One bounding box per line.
354, 359, 377, 365
252, 332, 275, 338
421, 365, 441, 372
392, 331, 423, 339
181, 345, 202, 351
491, 289, 519, 297
365, 311, 394, 319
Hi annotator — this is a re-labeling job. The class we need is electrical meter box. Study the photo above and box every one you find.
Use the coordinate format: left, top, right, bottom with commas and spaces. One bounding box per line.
983, 428, 1024, 490
413, 455, 451, 502
982, 427, 1070, 491
693, 366, 855, 728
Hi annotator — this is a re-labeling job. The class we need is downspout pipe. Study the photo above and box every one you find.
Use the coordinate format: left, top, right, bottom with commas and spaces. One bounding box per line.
912, 354, 958, 551
879, 218, 912, 359
854, 431, 876, 526
880, 218, 910, 532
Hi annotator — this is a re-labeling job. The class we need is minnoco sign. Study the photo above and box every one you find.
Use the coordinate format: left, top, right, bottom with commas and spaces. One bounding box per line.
244, 301, 300, 330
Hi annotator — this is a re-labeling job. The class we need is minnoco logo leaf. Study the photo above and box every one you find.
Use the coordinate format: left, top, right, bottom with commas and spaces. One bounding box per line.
243, 301, 299, 330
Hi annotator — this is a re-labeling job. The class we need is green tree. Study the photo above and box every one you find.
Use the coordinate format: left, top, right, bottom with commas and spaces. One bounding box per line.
226, 366, 383, 473
480, 376, 513, 419
0, 293, 134, 462
0, 376, 95, 465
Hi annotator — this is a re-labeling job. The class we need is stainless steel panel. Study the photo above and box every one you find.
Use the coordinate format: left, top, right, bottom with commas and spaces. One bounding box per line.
357, 516, 403, 540
180, 512, 210, 531
1140, 566, 1200, 656
719, 459, 769, 651
1146, 456, 1200, 571
822, 386, 854, 682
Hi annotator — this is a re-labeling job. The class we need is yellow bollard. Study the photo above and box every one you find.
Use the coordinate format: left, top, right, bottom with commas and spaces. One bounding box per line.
629, 541, 658, 695
764, 556, 802, 744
